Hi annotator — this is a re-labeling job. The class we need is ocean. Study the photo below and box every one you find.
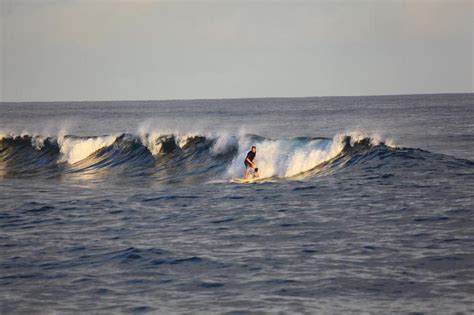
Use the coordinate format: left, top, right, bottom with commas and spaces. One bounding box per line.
0, 93, 473, 313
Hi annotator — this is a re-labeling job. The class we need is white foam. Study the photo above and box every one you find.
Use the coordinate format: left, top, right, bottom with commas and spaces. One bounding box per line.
139, 131, 203, 155
227, 136, 339, 179
176, 134, 199, 149
58, 136, 116, 164
137, 122, 205, 154
31, 135, 49, 150
0, 131, 9, 140
211, 133, 238, 156
0, 131, 49, 151
343, 130, 398, 148
226, 131, 396, 179
284, 138, 344, 177
139, 132, 164, 156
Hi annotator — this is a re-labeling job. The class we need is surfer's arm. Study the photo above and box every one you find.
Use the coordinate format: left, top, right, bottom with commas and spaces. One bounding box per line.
245, 157, 257, 168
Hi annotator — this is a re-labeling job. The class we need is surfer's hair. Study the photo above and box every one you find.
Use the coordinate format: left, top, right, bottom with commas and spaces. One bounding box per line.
251, 146, 256, 149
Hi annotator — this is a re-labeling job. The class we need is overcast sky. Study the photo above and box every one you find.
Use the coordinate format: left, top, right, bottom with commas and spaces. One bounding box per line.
1, 0, 472, 101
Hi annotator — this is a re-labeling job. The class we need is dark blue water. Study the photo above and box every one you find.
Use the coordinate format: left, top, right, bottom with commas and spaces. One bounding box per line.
1, 94, 473, 313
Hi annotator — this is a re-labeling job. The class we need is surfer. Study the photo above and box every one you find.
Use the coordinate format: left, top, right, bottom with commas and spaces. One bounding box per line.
244, 146, 259, 179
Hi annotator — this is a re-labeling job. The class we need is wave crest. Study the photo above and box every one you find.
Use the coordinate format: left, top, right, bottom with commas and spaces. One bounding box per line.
1, 131, 437, 182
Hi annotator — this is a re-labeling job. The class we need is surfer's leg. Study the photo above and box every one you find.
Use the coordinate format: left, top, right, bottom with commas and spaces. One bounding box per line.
253, 167, 259, 178
244, 166, 251, 179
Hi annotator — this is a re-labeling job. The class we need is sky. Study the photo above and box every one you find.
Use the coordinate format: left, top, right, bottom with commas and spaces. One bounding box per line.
0, 0, 472, 102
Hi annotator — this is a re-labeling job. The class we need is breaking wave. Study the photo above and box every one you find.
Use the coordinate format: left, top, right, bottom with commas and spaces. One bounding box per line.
0, 131, 471, 182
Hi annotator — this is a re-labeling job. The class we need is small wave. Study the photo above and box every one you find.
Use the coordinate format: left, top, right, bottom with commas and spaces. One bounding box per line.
0, 135, 61, 177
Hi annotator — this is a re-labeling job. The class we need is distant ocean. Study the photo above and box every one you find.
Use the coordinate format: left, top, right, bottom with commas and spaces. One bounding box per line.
1, 94, 473, 313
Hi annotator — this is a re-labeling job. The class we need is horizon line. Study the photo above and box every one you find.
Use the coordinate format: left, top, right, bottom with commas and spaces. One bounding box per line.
1, 91, 472, 104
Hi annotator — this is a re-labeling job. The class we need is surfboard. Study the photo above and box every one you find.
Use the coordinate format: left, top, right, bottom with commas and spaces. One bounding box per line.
231, 178, 256, 184
231, 177, 268, 184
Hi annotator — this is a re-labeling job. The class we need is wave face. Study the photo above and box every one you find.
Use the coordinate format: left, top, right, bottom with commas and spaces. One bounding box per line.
0, 132, 471, 182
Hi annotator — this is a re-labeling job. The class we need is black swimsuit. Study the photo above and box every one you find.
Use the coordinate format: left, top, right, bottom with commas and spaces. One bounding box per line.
245, 151, 255, 168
